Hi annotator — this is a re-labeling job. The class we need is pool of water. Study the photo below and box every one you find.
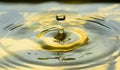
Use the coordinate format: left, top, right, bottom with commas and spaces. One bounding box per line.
0, 2, 120, 70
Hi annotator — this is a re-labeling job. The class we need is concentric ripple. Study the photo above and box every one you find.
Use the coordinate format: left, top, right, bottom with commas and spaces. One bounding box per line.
0, 3, 120, 70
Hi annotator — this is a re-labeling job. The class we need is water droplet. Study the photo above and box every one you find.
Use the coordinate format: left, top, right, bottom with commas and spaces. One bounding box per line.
56, 14, 66, 21
54, 28, 67, 42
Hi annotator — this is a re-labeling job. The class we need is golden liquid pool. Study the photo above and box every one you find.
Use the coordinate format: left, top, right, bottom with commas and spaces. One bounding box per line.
0, 2, 120, 70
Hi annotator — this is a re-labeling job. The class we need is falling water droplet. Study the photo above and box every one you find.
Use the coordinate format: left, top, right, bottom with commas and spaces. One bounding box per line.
56, 14, 66, 21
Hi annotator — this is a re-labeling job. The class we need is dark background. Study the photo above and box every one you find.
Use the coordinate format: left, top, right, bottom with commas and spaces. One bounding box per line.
0, 0, 120, 3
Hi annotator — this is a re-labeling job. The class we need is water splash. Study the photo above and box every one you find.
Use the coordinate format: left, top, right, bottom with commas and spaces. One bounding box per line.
0, 3, 120, 70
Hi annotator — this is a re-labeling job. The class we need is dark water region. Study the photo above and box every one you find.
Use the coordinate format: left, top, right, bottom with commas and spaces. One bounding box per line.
0, 0, 119, 3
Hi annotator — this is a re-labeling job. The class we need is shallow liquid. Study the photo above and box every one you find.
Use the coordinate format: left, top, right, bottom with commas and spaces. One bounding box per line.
0, 2, 120, 70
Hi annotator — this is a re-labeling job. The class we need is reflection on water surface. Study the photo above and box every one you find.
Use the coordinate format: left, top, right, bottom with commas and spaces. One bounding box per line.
0, 2, 120, 70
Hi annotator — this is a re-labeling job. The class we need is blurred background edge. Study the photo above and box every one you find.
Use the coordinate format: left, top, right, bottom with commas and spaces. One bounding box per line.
0, 0, 120, 4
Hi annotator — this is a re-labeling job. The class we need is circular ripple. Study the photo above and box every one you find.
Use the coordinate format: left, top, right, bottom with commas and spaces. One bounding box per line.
0, 11, 120, 69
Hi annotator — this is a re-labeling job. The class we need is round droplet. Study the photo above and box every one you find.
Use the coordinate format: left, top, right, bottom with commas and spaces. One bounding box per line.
56, 14, 66, 21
